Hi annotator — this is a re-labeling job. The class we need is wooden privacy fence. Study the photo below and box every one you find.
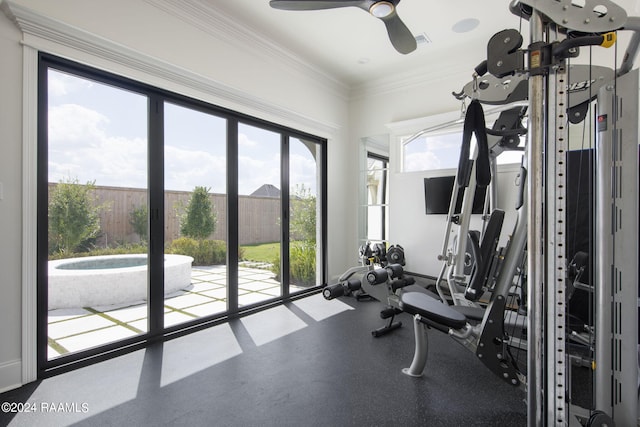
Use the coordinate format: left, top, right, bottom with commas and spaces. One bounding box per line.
48, 184, 281, 247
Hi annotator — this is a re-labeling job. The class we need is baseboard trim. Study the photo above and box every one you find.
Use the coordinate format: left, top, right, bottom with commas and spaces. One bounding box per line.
0, 359, 23, 393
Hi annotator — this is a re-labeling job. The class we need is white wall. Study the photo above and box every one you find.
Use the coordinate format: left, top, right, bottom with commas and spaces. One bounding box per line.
382, 108, 525, 277
390, 166, 522, 276
0, 5, 25, 393
348, 60, 484, 271
0, 0, 354, 391
346, 60, 477, 267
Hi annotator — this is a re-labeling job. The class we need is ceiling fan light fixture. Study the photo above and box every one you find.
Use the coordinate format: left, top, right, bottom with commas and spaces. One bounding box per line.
370, 1, 394, 18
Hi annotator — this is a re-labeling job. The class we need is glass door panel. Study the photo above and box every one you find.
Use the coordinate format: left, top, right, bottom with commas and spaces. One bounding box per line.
238, 123, 282, 306
289, 138, 320, 290
47, 69, 148, 359
365, 155, 389, 245
164, 102, 227, 326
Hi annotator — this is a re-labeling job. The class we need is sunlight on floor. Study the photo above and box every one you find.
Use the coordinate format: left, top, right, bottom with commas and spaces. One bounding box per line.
10, 293, 354, 426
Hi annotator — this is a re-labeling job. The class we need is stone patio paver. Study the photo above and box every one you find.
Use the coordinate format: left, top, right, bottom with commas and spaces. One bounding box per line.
47, 265, 304, 359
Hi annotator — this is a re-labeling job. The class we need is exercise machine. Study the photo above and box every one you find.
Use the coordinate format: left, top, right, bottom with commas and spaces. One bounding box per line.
323, 242, 439, 337
398, 1, 639, 425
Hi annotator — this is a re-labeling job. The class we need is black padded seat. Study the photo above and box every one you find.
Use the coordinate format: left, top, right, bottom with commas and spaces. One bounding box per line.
452, 305, 485, 322
399, 284, 442, 301
399, 292, 467, 330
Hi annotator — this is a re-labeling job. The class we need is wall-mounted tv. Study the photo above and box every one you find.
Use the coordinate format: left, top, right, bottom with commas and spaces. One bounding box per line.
424, 176, 487, 215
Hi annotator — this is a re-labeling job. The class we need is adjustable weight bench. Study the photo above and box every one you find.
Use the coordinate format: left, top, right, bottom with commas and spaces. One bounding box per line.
399, 291, 468, 377
399, 290, 522, 386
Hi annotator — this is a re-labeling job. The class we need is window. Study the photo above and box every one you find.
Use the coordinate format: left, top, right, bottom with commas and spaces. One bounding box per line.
164, 102, 228, 325
289, 138, 321, 288
400, 112, 526, 173
38, 54, 327, 375
363, 153, 389, 244
238, 123, 282, 305
402, 132, 462, 172
46, 69, 149, 359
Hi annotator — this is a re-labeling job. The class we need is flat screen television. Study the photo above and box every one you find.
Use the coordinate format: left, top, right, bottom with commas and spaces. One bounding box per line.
424, 175, 486, 215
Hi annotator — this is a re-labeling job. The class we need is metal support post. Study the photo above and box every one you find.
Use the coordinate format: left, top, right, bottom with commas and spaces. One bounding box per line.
545, 31, 568, 424
594, 68, 639, 427
527, 10, 545, 427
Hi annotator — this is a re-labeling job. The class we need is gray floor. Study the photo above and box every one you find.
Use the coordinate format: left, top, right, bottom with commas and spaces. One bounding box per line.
1, 293, 527, 427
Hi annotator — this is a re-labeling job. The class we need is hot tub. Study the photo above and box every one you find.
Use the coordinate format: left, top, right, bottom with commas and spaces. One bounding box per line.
48, 254, 193, 310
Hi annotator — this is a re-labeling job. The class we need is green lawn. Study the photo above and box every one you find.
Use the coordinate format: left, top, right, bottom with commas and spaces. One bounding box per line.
241, 242, 280, 263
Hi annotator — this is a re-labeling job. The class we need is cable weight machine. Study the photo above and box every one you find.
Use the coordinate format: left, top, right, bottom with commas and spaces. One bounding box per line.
439, 0, 639, 424
321, 1, 639, 424
493, 1, 639, 425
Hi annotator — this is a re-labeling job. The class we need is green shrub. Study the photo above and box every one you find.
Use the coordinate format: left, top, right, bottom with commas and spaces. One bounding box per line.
180, 186, 216, 240
270, 240, 316, 287
129, 203, 148, 242
167, 237, 198, 260
48, 177, 106, 254
290, 184, 316, 243
290, 241, 316, 286
167, 237, 226, 265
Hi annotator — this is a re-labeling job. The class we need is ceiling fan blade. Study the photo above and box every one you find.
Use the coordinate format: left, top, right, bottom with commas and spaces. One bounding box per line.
270, 0, 416, 55
380, 12, 416, 54
269, 0, 365, 11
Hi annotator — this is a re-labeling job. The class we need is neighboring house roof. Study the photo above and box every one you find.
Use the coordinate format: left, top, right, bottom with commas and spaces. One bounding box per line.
250, 184, 280, 198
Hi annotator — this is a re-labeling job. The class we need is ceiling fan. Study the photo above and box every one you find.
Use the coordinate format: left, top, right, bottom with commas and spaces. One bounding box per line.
269, 0, 417, 54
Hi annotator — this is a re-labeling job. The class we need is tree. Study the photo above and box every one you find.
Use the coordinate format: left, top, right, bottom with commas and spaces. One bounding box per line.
180, 186, 216, 240
129, 202, 148, 242
48, 177, 103, 254
290, 184, 316, 243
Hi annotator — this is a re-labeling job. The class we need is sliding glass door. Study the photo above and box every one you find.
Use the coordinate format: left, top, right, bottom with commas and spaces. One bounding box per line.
289, 138, 321, 289
237, 123, 282, 306
164, 102, 228, 326
39, 54, 327, 375
365, 154, 389, 244
45, 68, 149, 359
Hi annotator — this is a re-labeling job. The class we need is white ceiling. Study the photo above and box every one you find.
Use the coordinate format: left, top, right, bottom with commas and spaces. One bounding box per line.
209, 0, 529, 86
208, 0, 640, 88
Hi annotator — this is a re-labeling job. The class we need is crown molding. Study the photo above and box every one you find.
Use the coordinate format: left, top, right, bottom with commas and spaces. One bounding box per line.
350, 60, 472, 101
1, 0, 474, 109
143, 0, 349, 101
141, 0, 468, 104
2, 0, 342, 137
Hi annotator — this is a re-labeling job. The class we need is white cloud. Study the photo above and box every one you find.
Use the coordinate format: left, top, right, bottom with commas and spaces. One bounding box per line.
48, 103, 146, 188
49, 104, 110, 148
238, 152, 280, 195
238, 132, 257, 147
404, 151, 442, 172
290, 153, 316, 192
48, 76, 68, 97
48, 70, 94, 97
426, 134, 463, 150
164, 145, 226, 192
48, 101, 317, 195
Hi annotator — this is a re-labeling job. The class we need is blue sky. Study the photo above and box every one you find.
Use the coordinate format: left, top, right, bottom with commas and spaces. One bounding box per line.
47, 69, 318, 195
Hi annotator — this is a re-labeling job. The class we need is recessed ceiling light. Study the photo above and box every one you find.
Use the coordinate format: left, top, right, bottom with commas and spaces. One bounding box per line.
452, 18, 480, 33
